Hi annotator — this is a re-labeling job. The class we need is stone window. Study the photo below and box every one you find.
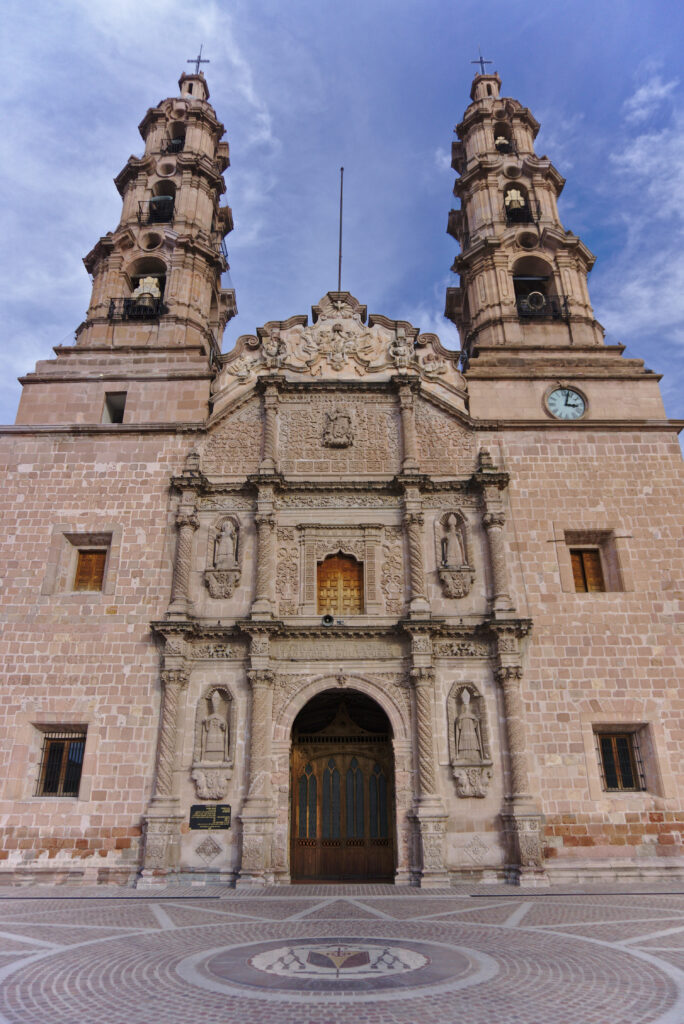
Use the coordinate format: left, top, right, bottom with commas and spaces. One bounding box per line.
595, 730, 645, 792
42, 526, 120, 597
36, 729, 87, 797
564, 530, 623, 593
317, 554, 364, 615
102, 392, 126, 424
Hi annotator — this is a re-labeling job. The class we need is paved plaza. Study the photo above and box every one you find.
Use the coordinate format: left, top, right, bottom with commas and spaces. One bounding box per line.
1, 883, 684, 1023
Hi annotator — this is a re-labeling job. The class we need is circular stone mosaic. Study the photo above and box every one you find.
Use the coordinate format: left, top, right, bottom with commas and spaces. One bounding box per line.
176, 936, 500, 1003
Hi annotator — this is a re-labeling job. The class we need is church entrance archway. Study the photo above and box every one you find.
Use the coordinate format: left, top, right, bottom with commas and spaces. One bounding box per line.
290, 690, 395, 882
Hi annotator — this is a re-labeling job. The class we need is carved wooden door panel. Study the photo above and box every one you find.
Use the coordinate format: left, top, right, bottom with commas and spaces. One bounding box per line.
317, 555, 364, 615
291, 743, 394, 881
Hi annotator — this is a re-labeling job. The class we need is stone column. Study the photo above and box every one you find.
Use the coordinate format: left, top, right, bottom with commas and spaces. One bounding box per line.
168, 496, 199, 618
408, 636, 448, 888
397, 379, 419, 472
483, 510, 513, 613
251, 513, 276, 617
495, 642, 547, 885
139, 665, 189, 883
260, 383, 278, 472
404, 509, 430, 617
238, 666, 276, 886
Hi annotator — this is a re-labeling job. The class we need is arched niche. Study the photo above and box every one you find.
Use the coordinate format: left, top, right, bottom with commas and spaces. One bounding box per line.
447, 682, 493, 798
191, 685, 233, 802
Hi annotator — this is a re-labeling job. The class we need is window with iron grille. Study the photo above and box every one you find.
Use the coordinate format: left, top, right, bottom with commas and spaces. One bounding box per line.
36, 731, 87, 797
595, 731, 645, 792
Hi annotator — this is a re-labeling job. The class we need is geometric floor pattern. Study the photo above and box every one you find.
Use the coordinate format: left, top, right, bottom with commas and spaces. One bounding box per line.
2, 884, 684, 1023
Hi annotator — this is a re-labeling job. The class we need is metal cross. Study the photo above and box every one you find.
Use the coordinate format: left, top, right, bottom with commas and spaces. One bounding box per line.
471, 47, 492, 76
187, 44, 210, 75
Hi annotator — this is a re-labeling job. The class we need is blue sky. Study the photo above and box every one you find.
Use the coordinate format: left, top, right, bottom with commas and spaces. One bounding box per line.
2, 0, 684, 427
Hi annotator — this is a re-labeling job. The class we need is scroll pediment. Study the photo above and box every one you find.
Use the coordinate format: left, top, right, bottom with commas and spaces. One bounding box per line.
212, 292, 466, 403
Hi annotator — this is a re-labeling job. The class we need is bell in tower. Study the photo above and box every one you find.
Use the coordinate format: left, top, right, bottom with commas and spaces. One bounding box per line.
16, 68, 236, 427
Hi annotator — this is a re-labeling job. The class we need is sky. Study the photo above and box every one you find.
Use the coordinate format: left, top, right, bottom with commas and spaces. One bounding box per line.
2, 0, 684, 427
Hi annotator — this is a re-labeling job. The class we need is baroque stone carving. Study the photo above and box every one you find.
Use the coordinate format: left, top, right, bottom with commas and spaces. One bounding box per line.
447, 683, 493, 798
380, 527, 404, 615
276, 527, 299, 616
191, 642, 234, 660
191, 687, 233, 800
414, 400, 475, 475
196, 834, 222, 864
276, 492, 400, 509
435, 511, 475, 599
323, 408, 354, 448
204, 515, 241, 599
434, 639, 491, 658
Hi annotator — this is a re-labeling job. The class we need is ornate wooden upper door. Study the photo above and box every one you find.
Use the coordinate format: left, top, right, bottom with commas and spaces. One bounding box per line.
291, 701, 395, 882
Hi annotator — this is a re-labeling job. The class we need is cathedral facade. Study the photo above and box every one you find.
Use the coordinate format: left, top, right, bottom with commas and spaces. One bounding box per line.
1, 70, 683, 886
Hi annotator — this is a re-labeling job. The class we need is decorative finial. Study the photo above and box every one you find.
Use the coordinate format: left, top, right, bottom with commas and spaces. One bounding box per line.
471, 46, 493, 76
187, 44, 210, 76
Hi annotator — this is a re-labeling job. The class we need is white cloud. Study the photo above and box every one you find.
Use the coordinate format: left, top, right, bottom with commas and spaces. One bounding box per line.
623, 75, 678, 123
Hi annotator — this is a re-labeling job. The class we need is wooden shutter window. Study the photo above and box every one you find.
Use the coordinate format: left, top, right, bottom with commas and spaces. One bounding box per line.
570, 549, 605, 593
74, 550, 107, 591
317, 554, 364, 614
596, 732, 643, 791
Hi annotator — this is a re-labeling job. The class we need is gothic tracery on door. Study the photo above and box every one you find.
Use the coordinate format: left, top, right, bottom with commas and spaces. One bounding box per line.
290, 691, 395, 882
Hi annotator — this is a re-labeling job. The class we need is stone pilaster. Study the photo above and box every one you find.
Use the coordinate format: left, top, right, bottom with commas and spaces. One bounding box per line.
396, 378, 419, 472
237, 642, 277, 885
139, 664, 189, 883
251, 484, 276, 619
167, 493, 199, 618
260, 382, 279, 472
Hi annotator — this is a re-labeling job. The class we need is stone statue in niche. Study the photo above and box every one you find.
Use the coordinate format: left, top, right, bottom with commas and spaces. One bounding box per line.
435, 511, 475, 599
323, 408, 354, 448
389, 327, 413, 368
204, 516, 241, 598
448, 684, 493, 798
191, 687, 233, 801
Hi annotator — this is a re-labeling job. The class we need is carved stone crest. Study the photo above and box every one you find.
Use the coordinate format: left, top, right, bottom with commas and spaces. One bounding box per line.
323, 407, 354, 448
435, 511, 475, 599
447, 683, 493, 798
204, 516, 241, 599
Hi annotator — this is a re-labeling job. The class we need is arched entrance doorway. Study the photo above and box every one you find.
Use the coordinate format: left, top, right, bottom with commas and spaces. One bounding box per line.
290, 690, 395, 882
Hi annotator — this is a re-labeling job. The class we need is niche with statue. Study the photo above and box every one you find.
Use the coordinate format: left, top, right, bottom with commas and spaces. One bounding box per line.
434, 511, 475, 598
204, 515, 241, 599
191, 687, 234, 801
447, 683, 493, 798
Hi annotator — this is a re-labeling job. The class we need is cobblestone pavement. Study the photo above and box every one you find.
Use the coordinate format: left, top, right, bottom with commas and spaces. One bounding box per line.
1, 883, 684, 1023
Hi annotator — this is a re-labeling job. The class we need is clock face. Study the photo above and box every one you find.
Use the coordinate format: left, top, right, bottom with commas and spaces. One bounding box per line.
546, 387, 586, 420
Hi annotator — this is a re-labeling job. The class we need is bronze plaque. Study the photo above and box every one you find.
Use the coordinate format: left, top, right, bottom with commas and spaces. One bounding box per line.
189, 804, 232, 830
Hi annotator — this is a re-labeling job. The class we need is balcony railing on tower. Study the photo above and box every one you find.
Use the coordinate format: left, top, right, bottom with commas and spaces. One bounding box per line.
138, 197, 174, 225
515, 292, 569, 321
504, 198, 541, 225
107, 297, 167, 322
160, 137, 184, 155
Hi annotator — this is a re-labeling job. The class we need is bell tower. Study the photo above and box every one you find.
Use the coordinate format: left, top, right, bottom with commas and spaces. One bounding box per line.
445, 73, 665, 423
16, 70, 236, 425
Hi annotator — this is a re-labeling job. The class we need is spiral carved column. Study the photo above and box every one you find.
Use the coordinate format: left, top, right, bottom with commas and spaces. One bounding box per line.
496, 665, 531, 801
168, 508, 198, 616
251, 513, 276, 616
411, 667, 437, 797
405, 511, 429, 614
238, 669, 276, 885
141, 667, 188, 879
410, 666, 448, 887
483, 510, 513, 613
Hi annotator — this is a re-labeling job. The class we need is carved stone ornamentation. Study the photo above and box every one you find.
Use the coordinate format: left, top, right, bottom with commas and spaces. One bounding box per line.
447, 683, 494, 798
380, 527, 404, 615
323, 407, 354, 448
204, 516, 241, 598
276, 527, 299, 616
435, 511, 475, 599
204, 570, 241, 599
191, 687, 233, 800
196, 834, 222, 864
434, 638, 491, 658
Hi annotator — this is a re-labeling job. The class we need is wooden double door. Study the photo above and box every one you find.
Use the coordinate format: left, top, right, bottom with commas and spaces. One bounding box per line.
291, 742, 395, 882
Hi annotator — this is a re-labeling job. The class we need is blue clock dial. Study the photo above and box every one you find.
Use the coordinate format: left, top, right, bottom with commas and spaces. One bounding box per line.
546, 387, 586, 420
